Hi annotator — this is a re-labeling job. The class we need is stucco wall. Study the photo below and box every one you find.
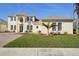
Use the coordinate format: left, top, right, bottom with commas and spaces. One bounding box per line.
0, 24, 7, 32
8, 17, 17, 32
40, 22, 73, 34
32, 25, 42, 34
8, 16, 73, 34
61, 22, 73, 34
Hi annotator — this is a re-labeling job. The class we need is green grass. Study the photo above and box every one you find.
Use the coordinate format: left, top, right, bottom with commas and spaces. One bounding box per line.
4, 34, 79, 48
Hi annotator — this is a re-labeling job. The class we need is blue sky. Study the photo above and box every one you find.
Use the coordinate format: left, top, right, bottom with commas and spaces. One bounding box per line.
0, 3, 74, 21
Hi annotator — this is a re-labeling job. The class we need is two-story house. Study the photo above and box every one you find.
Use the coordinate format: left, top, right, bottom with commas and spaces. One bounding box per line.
8, 14, 73, 34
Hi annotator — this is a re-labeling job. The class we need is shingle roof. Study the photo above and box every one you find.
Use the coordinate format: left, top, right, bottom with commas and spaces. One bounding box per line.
0, 18, 7, 24
42, 16, 73, 22
33, 21, 42, 25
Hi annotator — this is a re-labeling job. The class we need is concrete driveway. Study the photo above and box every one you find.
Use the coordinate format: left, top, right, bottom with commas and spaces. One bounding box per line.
0, 33, 22, 47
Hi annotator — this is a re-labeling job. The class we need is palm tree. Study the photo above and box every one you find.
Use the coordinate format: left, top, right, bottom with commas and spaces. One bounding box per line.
42, 22, 56, 36
74, 3, 79, 34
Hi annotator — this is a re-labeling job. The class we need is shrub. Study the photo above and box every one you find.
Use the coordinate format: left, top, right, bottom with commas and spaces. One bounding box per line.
54, 33, 58, 35
57, 32, 61, 35
38, 30, 41, 34
29, 30, 32, 32
73, 29, 76, 34
25, 31, 28, 32
5, 31, 9, 32
50, 32, 54, 35
64, 32, 68, 35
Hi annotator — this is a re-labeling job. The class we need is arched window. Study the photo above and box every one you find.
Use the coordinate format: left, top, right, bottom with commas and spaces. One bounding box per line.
18, 17, 23, 22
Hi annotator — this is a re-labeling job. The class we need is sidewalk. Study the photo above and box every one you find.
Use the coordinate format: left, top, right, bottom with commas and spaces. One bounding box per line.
0, 48, 79, 56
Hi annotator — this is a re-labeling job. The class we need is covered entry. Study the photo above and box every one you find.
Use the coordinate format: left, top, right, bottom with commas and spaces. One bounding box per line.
19, 24, 23, 32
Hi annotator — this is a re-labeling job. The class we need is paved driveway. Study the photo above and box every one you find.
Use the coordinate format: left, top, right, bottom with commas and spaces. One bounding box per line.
0, 33, 22, 47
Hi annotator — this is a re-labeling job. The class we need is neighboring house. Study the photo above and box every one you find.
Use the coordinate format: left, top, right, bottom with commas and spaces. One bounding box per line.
0, 19, 7, 32
8, 14, 73, 34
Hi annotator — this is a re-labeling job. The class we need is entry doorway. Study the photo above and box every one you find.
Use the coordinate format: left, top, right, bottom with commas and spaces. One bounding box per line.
19, 24, 23, 32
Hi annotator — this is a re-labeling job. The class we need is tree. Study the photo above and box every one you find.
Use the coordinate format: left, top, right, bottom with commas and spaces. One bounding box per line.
74, 3, 79, 34
42, 22, 56, 36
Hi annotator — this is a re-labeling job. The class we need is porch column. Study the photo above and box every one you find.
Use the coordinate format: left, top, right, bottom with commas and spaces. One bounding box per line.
23, 17, 25, 33
16, 17, 19, 33
56, 22, 58, 32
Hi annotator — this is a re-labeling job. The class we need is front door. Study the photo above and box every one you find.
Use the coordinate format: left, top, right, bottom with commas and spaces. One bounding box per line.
19, 24, 23, 32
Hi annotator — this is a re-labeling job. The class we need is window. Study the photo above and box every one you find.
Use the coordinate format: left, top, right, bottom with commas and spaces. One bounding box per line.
30, 17, 33, 21
27, 25, 33, 30
11, 25, 13, 30
36, 26, 38, 29
27, 17, 29, 21
52, 23, 56, 31
10, 17, 13, 21
27, 25, 29, 30
14, 25, 16, 30
58, 23, 62, 31
20, 18, 23, 22
30, 25, 33, 30
14, 17, 16, 21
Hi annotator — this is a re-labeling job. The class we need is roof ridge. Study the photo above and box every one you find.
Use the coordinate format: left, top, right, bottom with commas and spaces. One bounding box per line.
8, 13, 33, 17
43, 16, 72, 19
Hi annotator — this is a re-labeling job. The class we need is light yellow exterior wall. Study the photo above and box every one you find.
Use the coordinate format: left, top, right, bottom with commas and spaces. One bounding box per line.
32, 23, 42, 34
0, 24, 7, 32
61, 22, 73, 34
40, 22, 73, 34
8, 15, 73, 34
32, 25, 41, 34
41, 22, 52, 34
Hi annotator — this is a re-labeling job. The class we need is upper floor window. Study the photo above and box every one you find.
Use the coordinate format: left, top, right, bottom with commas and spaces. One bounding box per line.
10, 17, 13, 21
30, 17, 33, 21
26, 17, 33, 22
14, 17, 16, 21
58, 22, 62, 31
52, 23, 56, 31
27, 17, 29, 21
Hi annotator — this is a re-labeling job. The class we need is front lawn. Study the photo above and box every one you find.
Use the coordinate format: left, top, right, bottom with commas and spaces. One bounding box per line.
4, 34, 79, 48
